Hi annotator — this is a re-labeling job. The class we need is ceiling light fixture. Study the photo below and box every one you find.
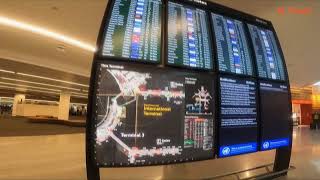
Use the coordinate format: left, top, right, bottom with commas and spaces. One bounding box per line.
0, 85, 59, 95
71, 94, 88, 99
0, 69, 15, 74
0, 85, 87, 99
0, 16, 96, 52
71, 103, 87, 106
0, 97, 14, 100
0, 81, 61, 92
70, 91, 88, 96
17, 72, 89, 87
26, 99, 59, 104
1, 77, 82, 91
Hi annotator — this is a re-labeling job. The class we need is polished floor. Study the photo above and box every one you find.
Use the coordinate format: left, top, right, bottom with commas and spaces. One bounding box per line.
0, 116, 319, 180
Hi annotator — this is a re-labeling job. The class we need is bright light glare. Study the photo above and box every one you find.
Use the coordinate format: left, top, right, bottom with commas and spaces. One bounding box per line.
0, 16, 96, 52
314, 81, 320, 86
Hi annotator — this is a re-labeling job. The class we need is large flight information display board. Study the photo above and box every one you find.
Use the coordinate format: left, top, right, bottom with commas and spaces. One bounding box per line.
212, 13, 253, 75
259, 82, 291, 151
94, 62, 215, 166
218, 76, 258, 157
248, 24, 286, 80
167, 1, 213, 70
102, 0, 162, 63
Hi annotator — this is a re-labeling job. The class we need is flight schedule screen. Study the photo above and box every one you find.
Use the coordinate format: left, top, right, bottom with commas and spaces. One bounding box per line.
218, 77, 258, 157
212, 13, 253, 75
94, 62, 215, 166
259, 82, 291, 150
167, 1, 213, 70
248, 24, 286, 80
102, 0, 162, 63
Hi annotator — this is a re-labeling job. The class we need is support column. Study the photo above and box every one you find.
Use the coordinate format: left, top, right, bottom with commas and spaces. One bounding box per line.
58, 92, 71, 120
12, 94, 25, 116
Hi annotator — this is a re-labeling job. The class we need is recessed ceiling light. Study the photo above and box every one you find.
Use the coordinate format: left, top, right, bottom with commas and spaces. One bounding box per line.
72, 95, 88, 99
0, 16, 96, 52
0, 97, 14, 100
17, 72, 89, 87
0, 84, 59, 95
1, 77, 82, 91
51, 6, 59, 11
0, 84, 88, 99
0, 81, 61, 92
0, 69, 15, 74
26, 98, 59, 104
56, 45, 66, 53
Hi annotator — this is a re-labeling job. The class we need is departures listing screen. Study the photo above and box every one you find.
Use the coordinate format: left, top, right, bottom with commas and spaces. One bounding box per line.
167, 1, 213, 70
259, 82, 291, 150
219, 77, 258, 157
212, 13, 253, 75
102, 0, 162, 62
94, 62, 215, 166
248, 24, 286, 80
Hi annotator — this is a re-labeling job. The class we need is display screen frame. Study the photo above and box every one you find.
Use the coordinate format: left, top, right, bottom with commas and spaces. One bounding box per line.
89, 60, 217, 168
246, 23, 288, 82
96, 0, 165, 65
86, 0, 293, 171
257, 80, 293, 152
209, 12, 256, 78
164, 0, 215, 72
207, 2, 290, 84
216, 74, 260, 158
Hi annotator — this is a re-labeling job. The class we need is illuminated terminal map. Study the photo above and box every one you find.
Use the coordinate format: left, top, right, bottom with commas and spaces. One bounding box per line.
94, 63, 214, 166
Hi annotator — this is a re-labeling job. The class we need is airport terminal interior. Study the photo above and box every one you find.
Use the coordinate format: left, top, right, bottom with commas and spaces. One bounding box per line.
0, 0, 320, 180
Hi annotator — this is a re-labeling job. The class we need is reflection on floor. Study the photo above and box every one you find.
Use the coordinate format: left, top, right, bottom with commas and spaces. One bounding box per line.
0, 117, 319, 180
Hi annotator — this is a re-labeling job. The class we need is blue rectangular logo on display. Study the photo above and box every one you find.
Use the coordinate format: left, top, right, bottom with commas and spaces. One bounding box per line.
261, 138, 290, 150
219, 142, 257, 157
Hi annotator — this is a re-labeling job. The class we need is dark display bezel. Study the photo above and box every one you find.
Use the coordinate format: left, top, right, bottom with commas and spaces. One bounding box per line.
96, 0, 164, 65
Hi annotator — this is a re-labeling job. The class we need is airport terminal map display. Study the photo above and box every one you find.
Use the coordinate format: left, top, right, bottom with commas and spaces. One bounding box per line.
102, 0, 162, 62
248, 24, 286, 80
167, 1, 213, 70
94, 63, 214, 166
259, 82, 290, 150
212, 14, 253, 75
218, 77, 258, 157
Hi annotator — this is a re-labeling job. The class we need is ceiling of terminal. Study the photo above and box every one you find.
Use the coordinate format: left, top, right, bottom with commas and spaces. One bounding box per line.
0, 58, 89, 103
0, 0, 319, 100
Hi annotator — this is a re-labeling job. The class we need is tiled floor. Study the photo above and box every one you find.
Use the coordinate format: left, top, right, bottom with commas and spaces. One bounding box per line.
0, 117, 319, 180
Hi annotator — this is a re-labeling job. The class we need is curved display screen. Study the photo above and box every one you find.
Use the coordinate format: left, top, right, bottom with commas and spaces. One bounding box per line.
212, 13, 254, 76
259, 82, 291, 150
94, 62, 215, 167
218, 76, 258, 157
88, 0, 292, 169
248, 24, 286, 80
102, 0, 162, 63
167, 1, 213, 70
